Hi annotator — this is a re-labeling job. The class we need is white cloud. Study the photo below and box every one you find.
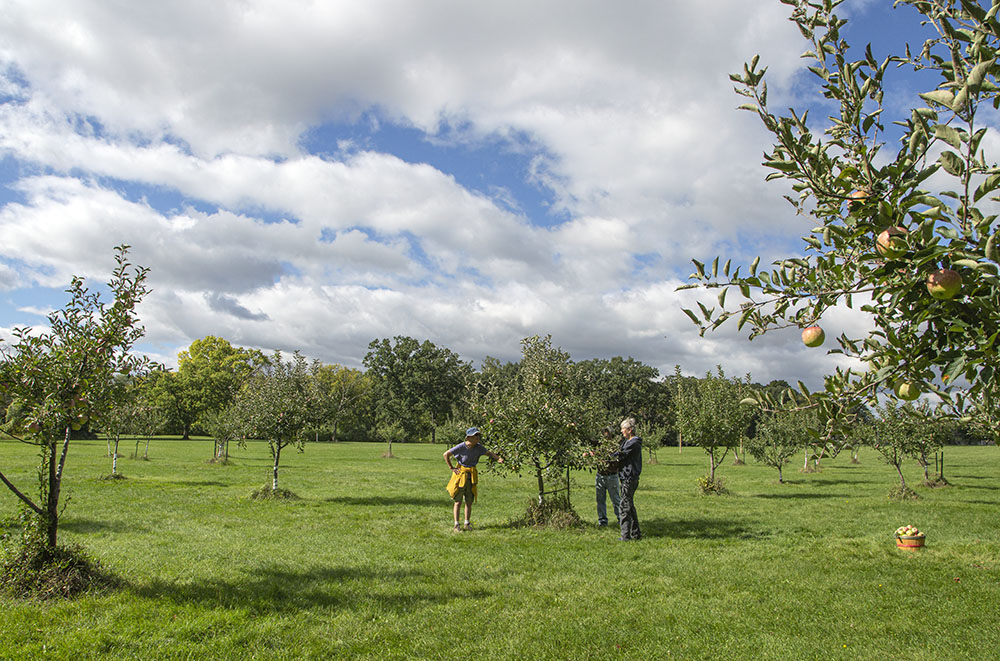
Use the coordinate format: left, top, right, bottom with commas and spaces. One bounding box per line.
0, 0, 869, 385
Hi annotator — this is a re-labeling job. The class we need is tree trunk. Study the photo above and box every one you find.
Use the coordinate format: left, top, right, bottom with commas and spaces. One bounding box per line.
678, 431, 682, 453
272, 442, 282, 491
709, 453, 717, 481
895, 462, 907, 489
431, 427, 436, 444
182, 424, 190, 441
112, 438, 120, 474
534, 458, 545, 505
144, 437, 150, 460
46, 427, 72, 549
332, 419, 338, 443
777, 464, 784, 483
134, 439, 141, 459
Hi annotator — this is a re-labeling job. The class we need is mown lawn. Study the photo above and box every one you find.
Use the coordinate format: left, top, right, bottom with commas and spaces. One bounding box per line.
1, 436, 998, 660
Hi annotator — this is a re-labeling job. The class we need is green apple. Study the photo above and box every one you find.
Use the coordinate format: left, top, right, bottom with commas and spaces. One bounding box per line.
927, 268, 962, 299
894, 380, 920, 401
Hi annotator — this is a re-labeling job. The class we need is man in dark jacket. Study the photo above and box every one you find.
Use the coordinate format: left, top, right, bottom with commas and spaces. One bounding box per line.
615, 417, 642, 541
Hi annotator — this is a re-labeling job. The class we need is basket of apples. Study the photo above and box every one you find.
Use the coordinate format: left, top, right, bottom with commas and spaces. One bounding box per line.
895, 524, 926, 550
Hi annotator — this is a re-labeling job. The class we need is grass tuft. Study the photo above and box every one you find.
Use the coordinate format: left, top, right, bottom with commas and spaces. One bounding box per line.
697, 474, 730, 495
509, 496, 582, 529
887, 484, 920, 501
248, 485, 300, 500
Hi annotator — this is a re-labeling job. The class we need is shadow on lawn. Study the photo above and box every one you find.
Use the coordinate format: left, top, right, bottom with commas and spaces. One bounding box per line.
60, 519, 146, 535
641, 517, 772, 541
324, 495, 441, 507
755, 492, 851, 500
132, 565, 486, 613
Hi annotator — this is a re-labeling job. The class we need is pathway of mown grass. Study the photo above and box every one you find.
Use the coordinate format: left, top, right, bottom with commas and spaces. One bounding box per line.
1, 437, 998, 659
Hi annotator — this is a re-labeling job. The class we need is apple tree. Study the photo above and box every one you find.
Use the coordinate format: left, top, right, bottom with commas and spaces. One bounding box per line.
472, 335, 604, 506
861, 400, 934, 499
682, 0, 1000, 438
746, 407, 818, 483
672, 366, 755, 492
229, 351, 320, 496
0, 245, 150, 551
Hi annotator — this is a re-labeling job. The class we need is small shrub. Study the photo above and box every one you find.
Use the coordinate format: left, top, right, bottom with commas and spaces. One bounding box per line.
887, 485, 919, 501
249, 485, 300, 501
509, 497, 582, 529
697, 475, 730, 495
923, 476, 950, 489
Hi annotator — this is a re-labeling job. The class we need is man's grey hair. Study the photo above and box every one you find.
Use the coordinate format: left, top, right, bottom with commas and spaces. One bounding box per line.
620, 417, 637, 431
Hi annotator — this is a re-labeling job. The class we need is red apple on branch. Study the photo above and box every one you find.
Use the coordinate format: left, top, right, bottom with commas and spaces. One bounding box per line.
876, 226, 908, 259
801, 325, 825, 347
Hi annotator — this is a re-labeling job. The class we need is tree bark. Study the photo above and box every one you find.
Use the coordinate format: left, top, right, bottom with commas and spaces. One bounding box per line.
534, 458, 545, 505
272, 442, 282, 491
895, 462, 907, 489
112, 437, 120, 474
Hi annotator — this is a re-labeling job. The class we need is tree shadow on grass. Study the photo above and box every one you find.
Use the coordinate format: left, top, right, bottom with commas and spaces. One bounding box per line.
953, 483, 1000, 491
131, 565, 487, 614
60, 519, 146, 535
324, 495, 442, 507
755, 492, 851, 500
640, 517, 772, 541
150, 480, 229, 488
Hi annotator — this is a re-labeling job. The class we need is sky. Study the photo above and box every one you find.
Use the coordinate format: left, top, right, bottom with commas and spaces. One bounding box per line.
0, 0, 940, 385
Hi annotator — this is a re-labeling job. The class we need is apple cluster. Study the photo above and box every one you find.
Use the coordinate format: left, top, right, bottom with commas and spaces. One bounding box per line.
894, 524, 925, 538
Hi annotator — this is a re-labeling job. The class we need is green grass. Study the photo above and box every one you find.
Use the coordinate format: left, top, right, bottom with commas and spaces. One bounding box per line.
1, 437, 999, 659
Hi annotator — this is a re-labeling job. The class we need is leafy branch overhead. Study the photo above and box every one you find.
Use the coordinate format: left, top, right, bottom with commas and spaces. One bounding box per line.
681, 0, 1000, 438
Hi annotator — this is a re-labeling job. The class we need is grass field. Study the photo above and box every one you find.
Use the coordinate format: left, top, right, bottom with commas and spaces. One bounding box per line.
1, 437, 998, 660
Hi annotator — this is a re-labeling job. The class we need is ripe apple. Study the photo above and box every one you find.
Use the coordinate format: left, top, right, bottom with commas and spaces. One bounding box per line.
848, 189, 870, 212
801, 326, 826, 347
894, 380, 921, 401
876, 226, 908, 259
27, 422, 40, 433
927, 268, 962, 299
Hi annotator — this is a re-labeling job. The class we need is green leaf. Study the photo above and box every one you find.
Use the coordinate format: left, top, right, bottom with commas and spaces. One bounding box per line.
919, 89, 955, 107
939, 151, 965, 176
682, 309, 701, 325
933, 124, 963, 149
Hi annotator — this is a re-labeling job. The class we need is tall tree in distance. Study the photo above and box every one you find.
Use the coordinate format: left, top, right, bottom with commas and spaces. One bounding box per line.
312, 364, 371, 442
363, 336, 470, 455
